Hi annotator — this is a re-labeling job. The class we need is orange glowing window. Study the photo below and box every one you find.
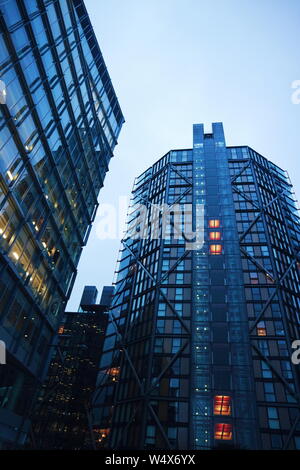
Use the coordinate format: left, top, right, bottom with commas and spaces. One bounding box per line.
106, 367, 120, 381
214, 423, 232, 440
257, 322, 267, 336
214, 396, 231, 416
95, 428, 110, 442
209, 219, 220, 228
58, 326, 64, 334
210, 244, 222, 255
209, 231, 221, 241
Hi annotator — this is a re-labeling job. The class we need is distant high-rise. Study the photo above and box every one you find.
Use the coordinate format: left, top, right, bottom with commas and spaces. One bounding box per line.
80, 285, 99, 308
32, 285, 112, 450
94, 123, 300, 450
0, 0, 124, 448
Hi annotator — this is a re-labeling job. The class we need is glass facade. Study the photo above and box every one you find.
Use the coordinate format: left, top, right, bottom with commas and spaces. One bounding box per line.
191, 124, 258, 449
93, 123, 300, 450
227, 144, 300, 450
0, 0, 124, 448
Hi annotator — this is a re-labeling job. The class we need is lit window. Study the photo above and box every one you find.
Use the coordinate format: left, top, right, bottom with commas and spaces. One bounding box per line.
94, 428, 110, 443
214, 423, 232, 440
214, 396, 231, 416
209, 219, 220, 228
106, 367, 120, 381
58, 326, 64, 334
209, 231, 221, 241
257, 321, 267, 336
210, 244, 222, 255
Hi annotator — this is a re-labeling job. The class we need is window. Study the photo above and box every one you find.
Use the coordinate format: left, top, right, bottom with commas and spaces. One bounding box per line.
251, 287, 261, 301
210, 244, 222, 255
295, 436, 300, 450
258, 340, 269, 356
163, 247, 171, 256
209, 232, 221, 241
173, 320, 182, 334
177, 247, 185, 256
154, 338, 163, 353
209, 219, 220, 228
158, 303, 166, 317
264, 383, 275, 402
250, 272, 259, 284
277, 340, 289, 357
58, 325, 64, 334
106, 367, 120, 381
271, 434, 282, 449
175, 303, 183, 316
214, 423, 232, 440
145, 425, 156, 445
261, 361, 272, 378
261, 246, 269, 257
175, 288, 183, 300
94, 428, 110, 443
177, 261, 184, 271
281, 361, 293, 379
245, 246, 254, 257
253, 303, 263, 317
156, 319, 165, 333
214, 396, 231, 416
170, 378, 180, 397
267, 407, 280, 429
257, 321, 267, 336
271, 304, 281, 318
162, 260, 169, 272
275, 321, 284, 336
167, 427, 177, 444
172, 338, 181, 353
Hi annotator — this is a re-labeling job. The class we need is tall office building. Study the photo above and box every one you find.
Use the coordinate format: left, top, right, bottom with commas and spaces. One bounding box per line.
93, 123, 300, 450
0, 0, 124, 448
32, 285, 112, 450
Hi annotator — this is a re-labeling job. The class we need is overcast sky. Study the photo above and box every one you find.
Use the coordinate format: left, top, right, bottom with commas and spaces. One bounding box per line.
67, 0, 300, 310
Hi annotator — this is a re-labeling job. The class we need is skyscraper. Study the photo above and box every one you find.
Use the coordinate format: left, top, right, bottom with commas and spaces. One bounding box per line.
93, 123, 300, 450
0, 0, 124, 448
32, 285, 112, 450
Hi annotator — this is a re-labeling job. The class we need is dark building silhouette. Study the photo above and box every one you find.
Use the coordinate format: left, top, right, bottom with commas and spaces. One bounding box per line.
31, 285, 112, 449
93, 123, 300, 450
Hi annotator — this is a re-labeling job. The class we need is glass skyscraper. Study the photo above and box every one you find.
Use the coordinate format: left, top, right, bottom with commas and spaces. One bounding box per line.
0, 0, 124, 448
93, 123, 300, 450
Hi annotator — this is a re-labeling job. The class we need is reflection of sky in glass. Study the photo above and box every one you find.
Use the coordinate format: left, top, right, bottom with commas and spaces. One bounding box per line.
68, 0, 300, 310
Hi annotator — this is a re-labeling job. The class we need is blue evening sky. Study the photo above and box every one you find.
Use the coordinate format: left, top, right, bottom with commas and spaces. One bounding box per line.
67, 0, 300, 309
